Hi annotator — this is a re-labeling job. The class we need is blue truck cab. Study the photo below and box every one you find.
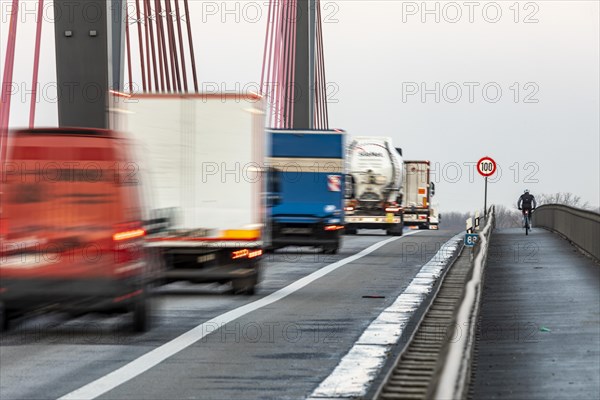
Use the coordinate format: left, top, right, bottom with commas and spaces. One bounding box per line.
267, 129, 346, 254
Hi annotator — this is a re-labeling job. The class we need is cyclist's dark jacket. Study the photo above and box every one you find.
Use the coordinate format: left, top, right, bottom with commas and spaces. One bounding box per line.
518, 193, 537, 209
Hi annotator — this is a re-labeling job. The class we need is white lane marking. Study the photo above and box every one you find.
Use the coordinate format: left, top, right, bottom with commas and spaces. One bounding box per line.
58, 231, 420, 400
309, 233, 463, 399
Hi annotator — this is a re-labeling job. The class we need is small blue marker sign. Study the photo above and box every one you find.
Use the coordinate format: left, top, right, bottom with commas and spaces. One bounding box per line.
465, 233, 479, 247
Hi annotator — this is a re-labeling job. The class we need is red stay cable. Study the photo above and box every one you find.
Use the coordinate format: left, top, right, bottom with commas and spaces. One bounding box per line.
135, 0, 147, 92
155, 0, 171, 92
125, 6, 134, 93
0, 0, 20, 167
144, 0, 160, 91
183, 0, 198, 93
173, 0, 188, 92
29, 0, 44, 128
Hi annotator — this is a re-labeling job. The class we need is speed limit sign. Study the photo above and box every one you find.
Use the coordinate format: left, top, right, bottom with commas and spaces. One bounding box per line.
477, 156, 497, 177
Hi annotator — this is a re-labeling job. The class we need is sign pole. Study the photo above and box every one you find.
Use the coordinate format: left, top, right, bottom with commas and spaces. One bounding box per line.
477, 156, 496, 218
469, 156, 495, 247
484, 176, 488, 218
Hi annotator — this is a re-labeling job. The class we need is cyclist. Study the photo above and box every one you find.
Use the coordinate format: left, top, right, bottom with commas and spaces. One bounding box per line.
517, 189, 537, 227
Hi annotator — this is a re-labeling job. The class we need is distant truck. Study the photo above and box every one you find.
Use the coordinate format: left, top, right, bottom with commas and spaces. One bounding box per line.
267, 129, 346, 254
402, 160, 435, 229
112, 93, 267, 294
344, 136, 404, 236
429, 206, 440, 230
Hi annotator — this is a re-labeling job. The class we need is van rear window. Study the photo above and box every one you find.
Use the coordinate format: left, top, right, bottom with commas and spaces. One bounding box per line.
11, 183, 44, 203
5, 169, 121, 236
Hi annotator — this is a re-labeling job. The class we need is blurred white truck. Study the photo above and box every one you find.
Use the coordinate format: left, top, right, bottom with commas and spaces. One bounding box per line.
402, 160, 436, 230
111, 93, 267, 294
344, 136, 404, 236
429, 206, 440, 229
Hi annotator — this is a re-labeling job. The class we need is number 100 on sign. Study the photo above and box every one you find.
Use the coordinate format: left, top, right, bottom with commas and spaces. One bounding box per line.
477, 157, 497, 177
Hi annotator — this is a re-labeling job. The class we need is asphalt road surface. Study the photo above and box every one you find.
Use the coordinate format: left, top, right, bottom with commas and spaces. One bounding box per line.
1, 229, 456, 400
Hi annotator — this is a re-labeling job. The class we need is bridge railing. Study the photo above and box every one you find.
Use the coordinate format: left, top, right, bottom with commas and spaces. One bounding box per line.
533, 204, 600, 261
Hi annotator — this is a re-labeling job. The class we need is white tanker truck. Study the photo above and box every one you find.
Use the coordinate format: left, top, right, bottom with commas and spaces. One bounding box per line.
344, 137, 405, 236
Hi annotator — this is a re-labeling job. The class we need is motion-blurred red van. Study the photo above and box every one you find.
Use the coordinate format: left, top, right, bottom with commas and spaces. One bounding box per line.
0, 128, 150, 332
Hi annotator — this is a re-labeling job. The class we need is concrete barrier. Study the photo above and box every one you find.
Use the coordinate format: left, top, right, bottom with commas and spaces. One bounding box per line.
533, 204, 600, 261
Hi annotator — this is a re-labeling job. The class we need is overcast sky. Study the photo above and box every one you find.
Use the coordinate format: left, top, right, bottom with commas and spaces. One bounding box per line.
2, 0, 598, 213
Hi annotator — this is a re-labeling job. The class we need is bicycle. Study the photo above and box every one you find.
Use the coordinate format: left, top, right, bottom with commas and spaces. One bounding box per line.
520, 208, 533, 235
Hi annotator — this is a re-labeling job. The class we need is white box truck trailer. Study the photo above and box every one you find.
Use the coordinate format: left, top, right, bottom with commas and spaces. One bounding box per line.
344, 136, 404, 236
402, 160, 435, 229
111, 93, 266, 294
429, 206, 440, 229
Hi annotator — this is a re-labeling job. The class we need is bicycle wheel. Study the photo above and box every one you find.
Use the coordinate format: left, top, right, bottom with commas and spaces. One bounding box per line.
525, 216, 530, 235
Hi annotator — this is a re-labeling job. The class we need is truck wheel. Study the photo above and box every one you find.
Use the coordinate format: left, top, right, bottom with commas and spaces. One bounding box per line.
387, 223, 404, 236
232, 268, 259, 295
131, 289, 150, 333
243, 285, 256, 296
0, 302, 8, 333
322, 246, 339, 254
232, 278, 257, 295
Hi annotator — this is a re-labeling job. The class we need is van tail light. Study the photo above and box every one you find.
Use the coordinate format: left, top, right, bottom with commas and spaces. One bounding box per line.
113, 229, 145, 242
324, 225, 344, 231
113, 225, 145, 267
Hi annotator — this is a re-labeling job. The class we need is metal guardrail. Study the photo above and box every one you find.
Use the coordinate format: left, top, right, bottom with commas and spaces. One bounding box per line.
533, 204, 600, 261
371, 234, 466, 400
368, 207, 494, 399
432, 205, 496, 400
